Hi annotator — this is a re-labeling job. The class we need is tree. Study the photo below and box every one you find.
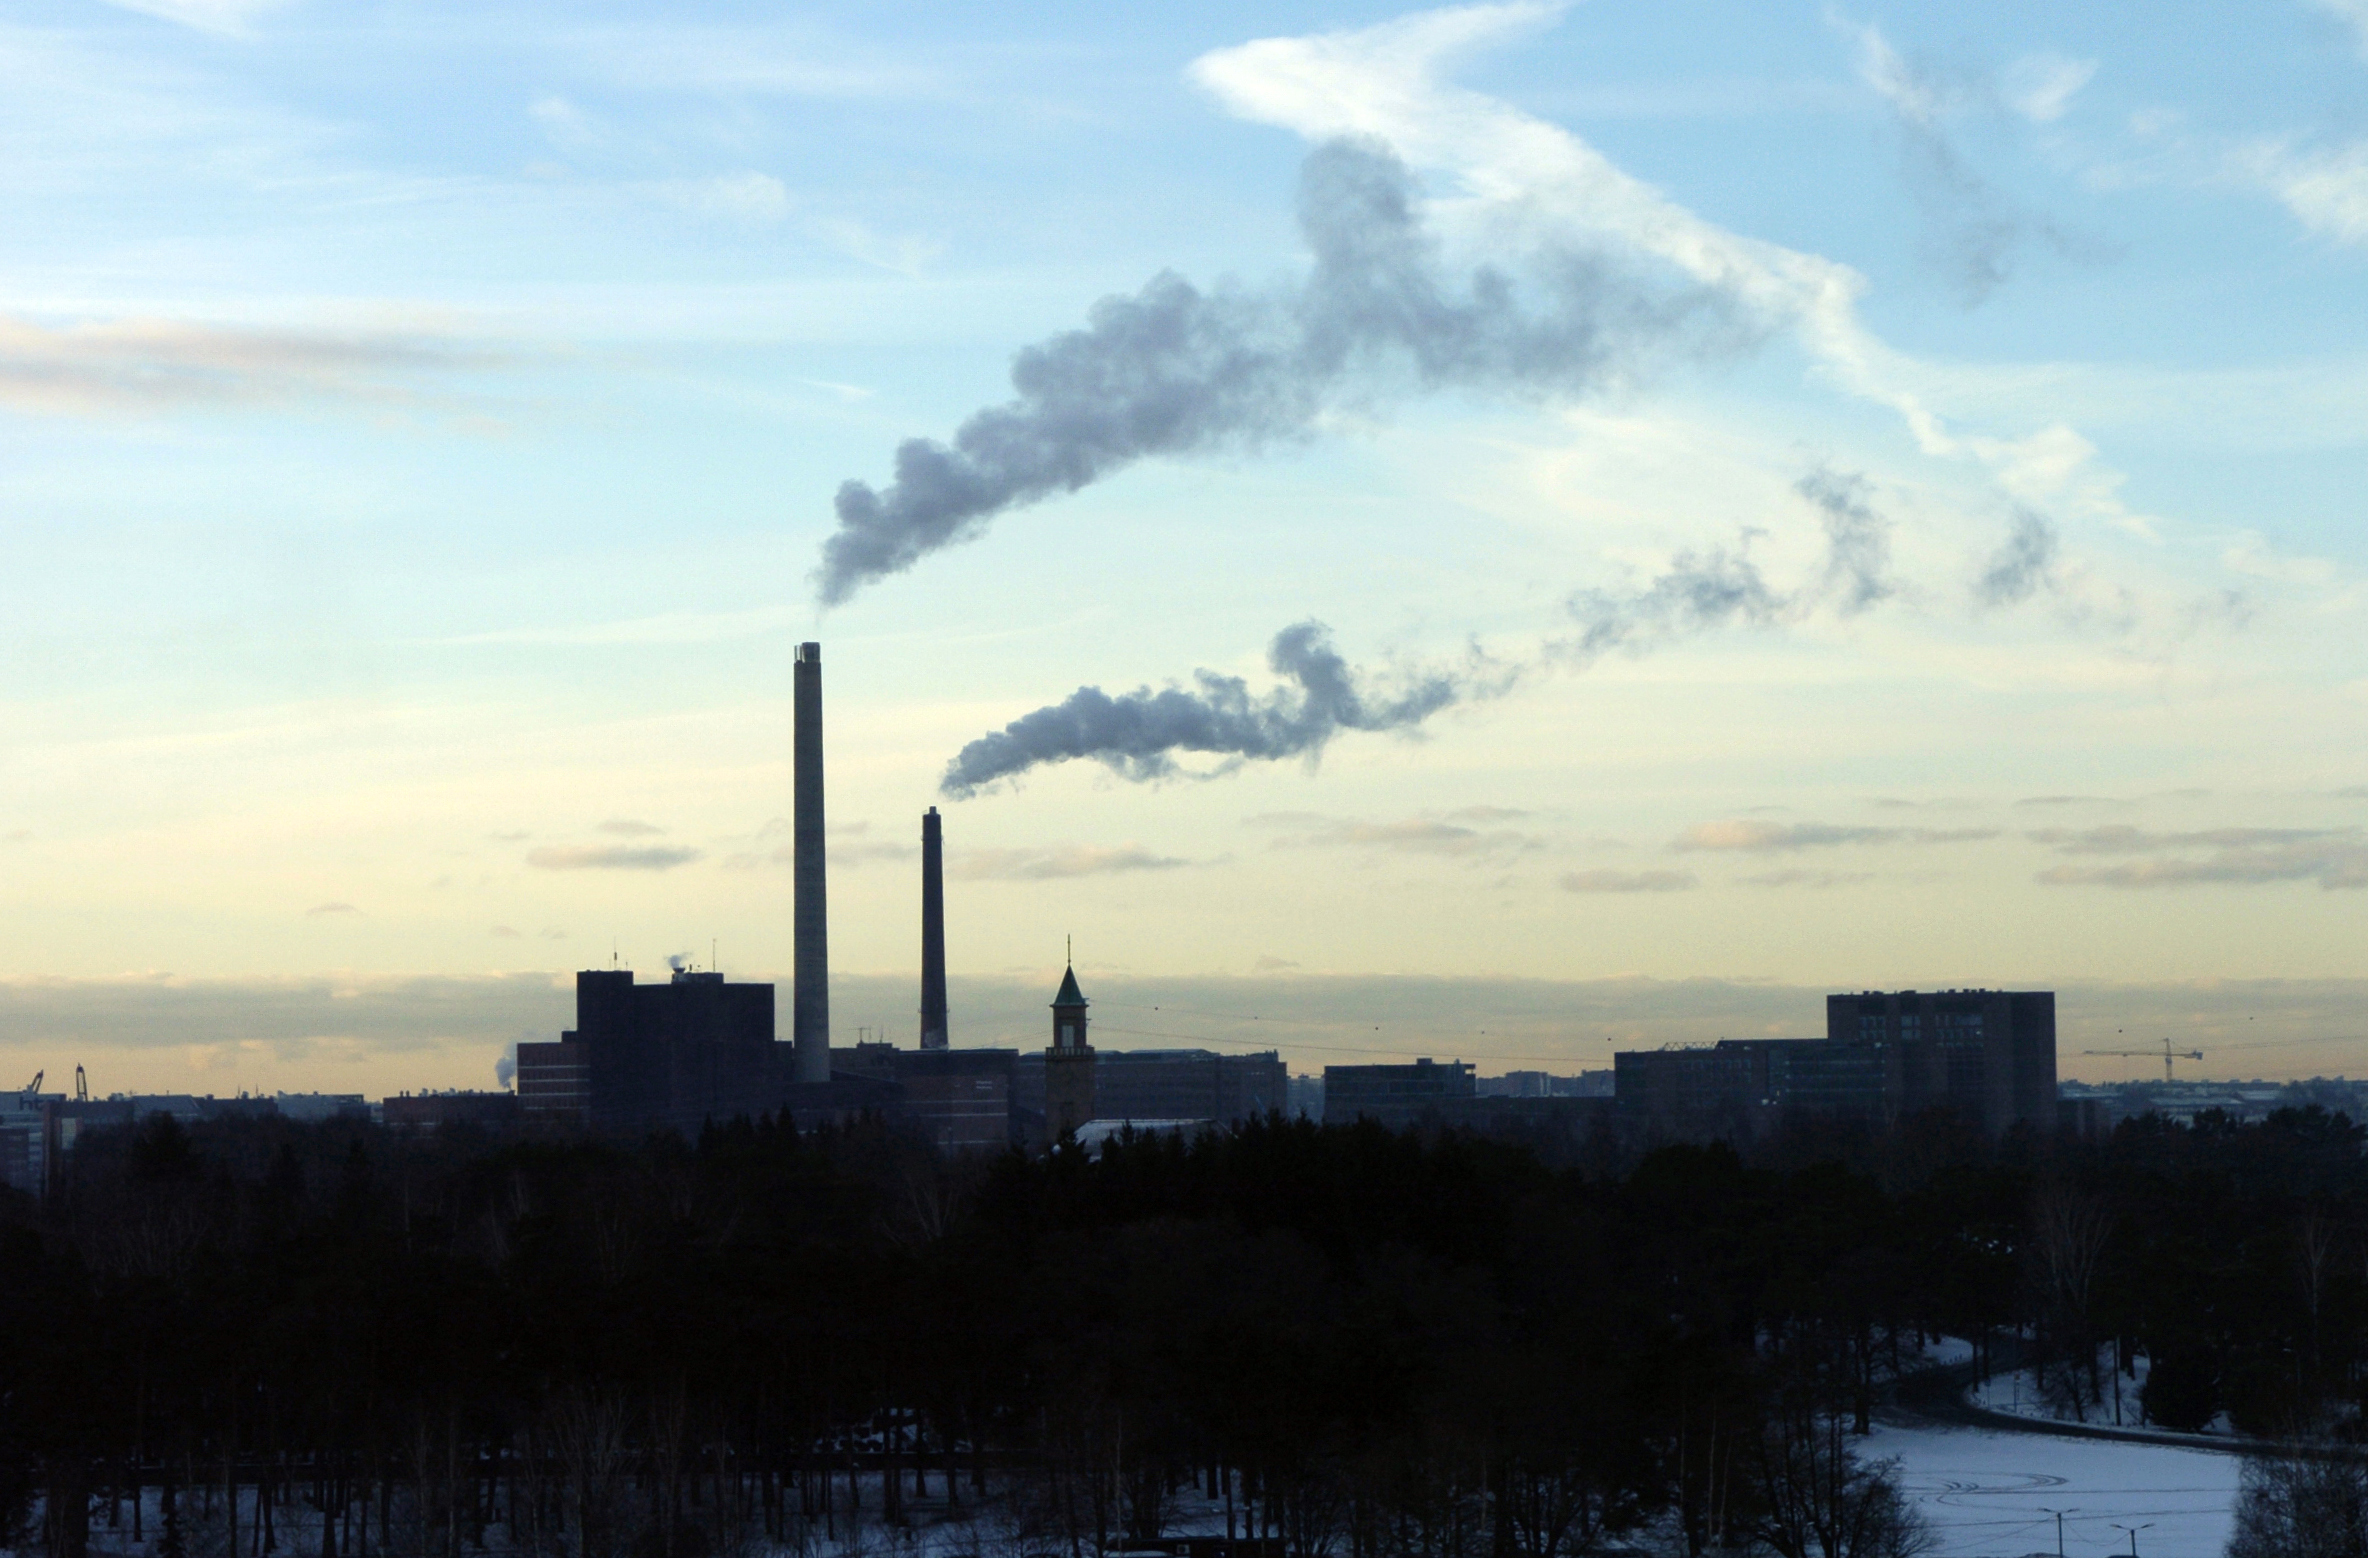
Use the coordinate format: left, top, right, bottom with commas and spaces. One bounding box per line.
1747, 1388, 1931, 1558
2226, 1447, 2368, 1558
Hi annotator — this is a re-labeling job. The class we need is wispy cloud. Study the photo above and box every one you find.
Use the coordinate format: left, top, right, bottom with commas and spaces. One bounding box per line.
1838, 17, 2082, 303
1675, 820, 1997, 852
2031, 825, 2368, 890
597, 818, 665, 837
2029, 825, 2349, 854
2002, 53, 2097, 124
526, 844, 702, 871
2236, 139, 2368, 248
430, 607, 795, 647
949, 845, 1189, 880
567, 26, 937, 98
1255, 811, 1543, 859
0, 312, 510, 418
97, 0, 294, 37
1736, 868, 1875, 888
653, 171, 792, 222
304, 901, 360, 916
2314, 0, 2368, 57
1559, 868, 1697, 893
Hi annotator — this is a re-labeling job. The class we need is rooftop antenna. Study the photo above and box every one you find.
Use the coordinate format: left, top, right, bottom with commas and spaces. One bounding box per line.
712, 938, 718, 976
1067, 932, 1073, 967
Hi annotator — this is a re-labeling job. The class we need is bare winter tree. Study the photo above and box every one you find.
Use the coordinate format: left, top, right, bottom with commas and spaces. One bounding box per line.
2029, 1187, 2111, 1421
2226, 1445, 2368, 1558
1747, 1388, 1931, 1558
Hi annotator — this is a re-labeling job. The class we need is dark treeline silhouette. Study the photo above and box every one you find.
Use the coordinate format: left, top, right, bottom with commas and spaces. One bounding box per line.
5, 1103, 2368, 1558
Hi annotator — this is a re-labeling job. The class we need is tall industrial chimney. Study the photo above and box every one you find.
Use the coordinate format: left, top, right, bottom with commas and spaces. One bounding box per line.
920, 807, 948, 1049
792, 642, 830, 1083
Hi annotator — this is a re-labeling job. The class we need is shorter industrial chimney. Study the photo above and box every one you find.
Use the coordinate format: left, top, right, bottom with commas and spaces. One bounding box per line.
920, 807, 948, 1050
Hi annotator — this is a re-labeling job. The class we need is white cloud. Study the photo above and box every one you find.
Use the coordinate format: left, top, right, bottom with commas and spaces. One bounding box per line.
567, 27, 934, 98
2315, 0, 2368, 57
525, 844, 701, 870
2003, 53, 2097, 123
530, 94, 600, 150
950, 845, 1189, 880
1845, 18, 1943, 126
96, 0, 291, 36
2240, 139, 2368, 247
815, 216, 939, 275
1186, 4, 2156, 539
1559, 868, 1696, 892
657, 171, 793, 222
0, 311, 508, 418
1254, 812, 1542, 859
1674, 820, 1998, 852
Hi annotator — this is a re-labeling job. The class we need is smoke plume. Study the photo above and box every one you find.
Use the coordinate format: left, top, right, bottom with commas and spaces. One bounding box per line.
1795, 465, 1895, 613
940, 621, 1476, 796
818, 138, 1751, 604
1564, 540, 1784, 661
1564, 463, 1902, 660
1975, 508, 2059, 606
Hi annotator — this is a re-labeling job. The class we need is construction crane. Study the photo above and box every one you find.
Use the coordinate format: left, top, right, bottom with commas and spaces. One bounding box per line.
16, 1070, 39, 1101
2083, 1038, 2204, 1083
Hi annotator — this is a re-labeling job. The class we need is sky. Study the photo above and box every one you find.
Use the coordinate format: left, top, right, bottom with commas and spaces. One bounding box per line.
2, 0, 2365, 1096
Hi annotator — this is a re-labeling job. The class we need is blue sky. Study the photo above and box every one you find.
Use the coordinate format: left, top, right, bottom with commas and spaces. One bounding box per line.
3, 0, 2365, 1093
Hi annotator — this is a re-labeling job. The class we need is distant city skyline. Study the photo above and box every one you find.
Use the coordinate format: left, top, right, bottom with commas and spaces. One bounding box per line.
3, 0, 2364, 1095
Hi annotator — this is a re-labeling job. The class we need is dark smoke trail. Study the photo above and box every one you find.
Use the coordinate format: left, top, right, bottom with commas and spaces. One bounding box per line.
818, 138, 1755, 604
1563, 463, 1900, 659
1564, 541, 1785, 661
1795, 465, 1895, 614
939, 621, 1475, 797
1975, 508, 2059, 606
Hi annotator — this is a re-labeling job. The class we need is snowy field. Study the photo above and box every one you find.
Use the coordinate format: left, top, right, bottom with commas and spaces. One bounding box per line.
1867, 1421, 2240, 1558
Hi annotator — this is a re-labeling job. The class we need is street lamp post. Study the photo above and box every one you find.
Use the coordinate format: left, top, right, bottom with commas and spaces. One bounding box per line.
2112, 1522, 2154, 1557
2040, 1507, 2079, 1557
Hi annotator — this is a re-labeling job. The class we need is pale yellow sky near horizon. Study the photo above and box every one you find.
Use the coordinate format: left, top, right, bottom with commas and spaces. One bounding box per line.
5, 7, 2366, 1102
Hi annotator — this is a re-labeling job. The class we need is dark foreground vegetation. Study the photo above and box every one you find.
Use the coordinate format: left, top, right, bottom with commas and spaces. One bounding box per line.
7, 1104, 2368, 1558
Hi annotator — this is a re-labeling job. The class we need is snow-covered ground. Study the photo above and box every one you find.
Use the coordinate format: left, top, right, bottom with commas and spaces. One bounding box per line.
1868, 1420, 2240, 1558
1966, 1354, 2235, 1437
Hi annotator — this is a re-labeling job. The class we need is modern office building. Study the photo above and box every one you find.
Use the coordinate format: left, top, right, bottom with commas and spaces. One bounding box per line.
1824, 989, 2057, 1136
1613, 989, 2059, 1138
1321, 1058, 1477, 1128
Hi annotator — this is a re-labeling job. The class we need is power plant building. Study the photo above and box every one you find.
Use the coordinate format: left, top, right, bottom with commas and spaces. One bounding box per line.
518, 968, 780, 1133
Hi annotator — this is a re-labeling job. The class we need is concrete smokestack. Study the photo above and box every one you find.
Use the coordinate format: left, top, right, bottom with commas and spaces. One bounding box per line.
792, 642, 830, 1083
920, 806, 948, 1049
